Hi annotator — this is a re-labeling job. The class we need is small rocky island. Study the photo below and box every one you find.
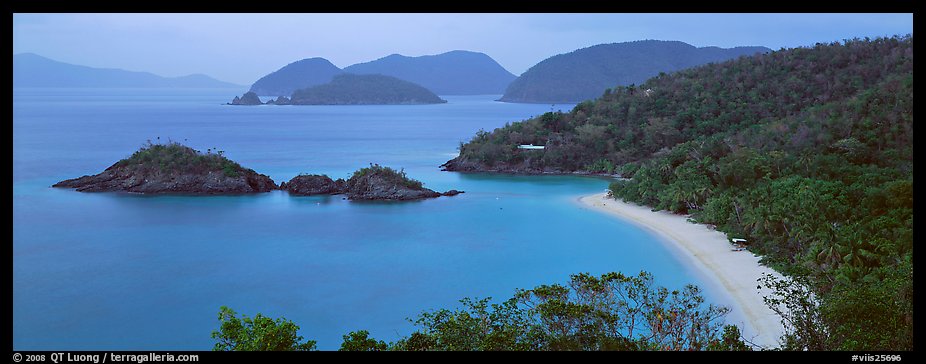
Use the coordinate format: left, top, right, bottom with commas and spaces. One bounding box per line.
227, 91, 263, 105
280, 174, 347, 195
54, 142, 462, 201
228, 73, 447, 106
282, 164, 463, 201
53, 142, 277, 194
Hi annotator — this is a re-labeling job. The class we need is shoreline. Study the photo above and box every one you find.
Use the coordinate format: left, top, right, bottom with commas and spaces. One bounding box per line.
577, 192, 785, 348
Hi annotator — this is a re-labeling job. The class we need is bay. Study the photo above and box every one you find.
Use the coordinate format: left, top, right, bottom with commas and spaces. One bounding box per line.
13, 89, 731, 350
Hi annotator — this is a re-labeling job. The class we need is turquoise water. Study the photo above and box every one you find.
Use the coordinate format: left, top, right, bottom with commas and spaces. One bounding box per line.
13, 89, 728, 350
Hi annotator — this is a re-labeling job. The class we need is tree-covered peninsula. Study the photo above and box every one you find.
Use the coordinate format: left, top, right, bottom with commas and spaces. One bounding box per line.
445, 35, 913, 350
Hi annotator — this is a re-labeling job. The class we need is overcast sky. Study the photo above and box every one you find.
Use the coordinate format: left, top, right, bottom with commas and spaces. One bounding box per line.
12, 13, 914, 86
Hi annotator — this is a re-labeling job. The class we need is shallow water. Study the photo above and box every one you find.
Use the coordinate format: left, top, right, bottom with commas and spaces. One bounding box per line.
13, 89, 732, 350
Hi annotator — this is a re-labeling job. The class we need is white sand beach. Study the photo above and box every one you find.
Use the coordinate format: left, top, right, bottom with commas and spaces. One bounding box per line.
578, 192, 786, 348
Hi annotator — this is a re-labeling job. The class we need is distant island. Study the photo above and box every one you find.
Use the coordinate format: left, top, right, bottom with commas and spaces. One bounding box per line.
13, 53, 242, 89
248, 57, 344, 97
290, 74, 446, 105
343, 50, 516, 95
246, 50, 515, 97
230, 74, 447, 105
281, 164, 463, 201
53, 142, 276, 194
499, 40, 770, 103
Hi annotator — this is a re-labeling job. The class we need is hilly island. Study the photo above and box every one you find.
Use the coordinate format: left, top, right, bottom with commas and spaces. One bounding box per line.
230, 74, 446, 105
246, 50, 516, 97
289, 74, 446, 105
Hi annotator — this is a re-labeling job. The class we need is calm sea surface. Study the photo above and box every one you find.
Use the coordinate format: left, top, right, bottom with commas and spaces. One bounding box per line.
13, 89, 735, 350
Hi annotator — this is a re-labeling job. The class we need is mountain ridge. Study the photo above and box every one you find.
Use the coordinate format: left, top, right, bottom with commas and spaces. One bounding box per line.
248, 57, 344, 96
13, 53, 242, 89
342, 50, 516, 95
499, 40, 770, 103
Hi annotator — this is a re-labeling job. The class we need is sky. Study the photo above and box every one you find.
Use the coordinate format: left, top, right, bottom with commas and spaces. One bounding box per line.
12, 13, 914, 86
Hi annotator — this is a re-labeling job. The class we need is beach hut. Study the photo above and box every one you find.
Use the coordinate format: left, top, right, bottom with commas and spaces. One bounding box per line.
731, 238, 747, 251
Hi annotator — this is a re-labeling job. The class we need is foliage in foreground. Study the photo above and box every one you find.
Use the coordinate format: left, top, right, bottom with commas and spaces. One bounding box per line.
215, 271, 752, 351
339, 330, 389, 351
392, 271, 745, 351
211, 306, 317, 351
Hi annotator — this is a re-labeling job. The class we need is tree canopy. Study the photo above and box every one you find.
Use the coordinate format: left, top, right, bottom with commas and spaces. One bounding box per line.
211, 306, 317, 351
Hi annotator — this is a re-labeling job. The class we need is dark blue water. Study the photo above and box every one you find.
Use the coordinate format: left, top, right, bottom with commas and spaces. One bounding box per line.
13, 89, 730, 350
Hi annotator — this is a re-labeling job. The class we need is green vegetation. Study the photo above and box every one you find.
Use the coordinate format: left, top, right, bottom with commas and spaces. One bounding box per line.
393, 271, 742, 351
349, 163, 424, 190
454, 35, 914, 350
217, 271, 751, 351
211, 306, 317, 351
290, 73, 447, 105
339, 330, 389, 351
114, 141, 247, 177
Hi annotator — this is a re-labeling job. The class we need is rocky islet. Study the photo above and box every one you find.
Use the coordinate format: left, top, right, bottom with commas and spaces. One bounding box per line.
55, 143, 461, 201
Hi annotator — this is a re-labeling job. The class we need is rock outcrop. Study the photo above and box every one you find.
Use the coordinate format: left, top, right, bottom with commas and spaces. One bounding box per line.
265, 96, 291, 105
54, 143, 464, 200
228, 91, 263, 105
280, 174, 347, 195
440, 155, 557, 174
282, 164, 463, 201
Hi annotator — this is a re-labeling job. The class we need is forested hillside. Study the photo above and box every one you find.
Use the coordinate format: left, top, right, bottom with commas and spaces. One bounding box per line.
445, 36, 913, 350
290, 74, 446, 105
